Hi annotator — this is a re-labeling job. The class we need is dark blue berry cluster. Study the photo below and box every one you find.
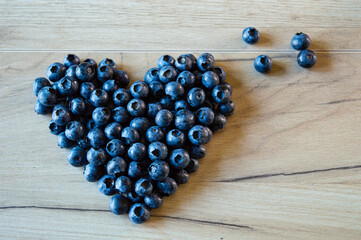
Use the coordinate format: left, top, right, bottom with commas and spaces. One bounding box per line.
33, 53, 234, 224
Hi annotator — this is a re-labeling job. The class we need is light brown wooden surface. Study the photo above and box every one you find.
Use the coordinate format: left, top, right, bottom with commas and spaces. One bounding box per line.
1, 1, 361, 240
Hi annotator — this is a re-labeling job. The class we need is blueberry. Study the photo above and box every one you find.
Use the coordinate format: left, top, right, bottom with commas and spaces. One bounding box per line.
65, 65, 78, 78
128, 203, 150, 224
147, 102, 162, 118
127, 98, 146, 117
67, 146, 87, 167
212, 85, 231, 104
159, 66, 178, 84
99, 58, 117, 72
158, 55, 175, 68
169, 149, 190, 169
83, 163, 106, 182
109, 194, 130, 215
146, 126, 165, 143
202, 71, 219, 89
112, 106, 129, 124
52, 105, 71, 126
86, 119, 96, 131
176, 70, 195, 89
38, 86, 58, 106
144, 67, 160, 84
57, 132, 75, 149
148, 160, 170, 181
76, 62, 95, 82
217, 100, 235, 116
106, 139, 126, 157
127, 191, 143, 203
185, 54, 197, 69
113, 88, 131, 107
189, 145, 206, 159
175, 54, 193, 71
254, 55, 272, 73
148, 80, 165, 99
157, 177, 177, 196
185, 158, 199, 173
128, 161, 144, 179
148, 141, 168, 161
196, 107, 215, 126
166, 129, 185, 148
87, 128, 107, 148
69, 97, 86, 115
33, 77, 51, 97
165, 81, 184, 100
98, 174, 116, 196
92, 107, 111, 126
89, 89, 109, 107
34, 100, 53, 115
130, 117, 149, 135
86, 147, 107, 166
97, 65, 114, 82
107, 156, 127, 177
209, 113, 226, 132
159, 95, 174, 110
135, 178, 153, 197
47, 62, 67, 82
144, 193, 163, 209
291, 32, 311, 50
187, 87, 206, 108
103, 80, 121, 94
83, 58, 97, 70
80, 82, 96, 99
174, 100, 189, 112
130, 81, 149, 99
121, 127, 140, 145
174, 109, 195, 131
173, 169, 189, 185
188, 125, 210, 145
57, 76, 79, 96
242, 27, 260, 44
104, 122, 122, 140
197, 53, 214, 72
65, 121, 85, 141
49, 119, 65, 135
155, 109, 173, 127
115, 176, 133, 194
77, 137, 91, 149
113, 70, 130, 87
63, 54, 80, 67
128, 143, 147, 161
212, 66, 226, 84
297, 49, 317, 68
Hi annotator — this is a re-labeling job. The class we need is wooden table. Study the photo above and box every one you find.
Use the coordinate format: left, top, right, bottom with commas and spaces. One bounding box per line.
1, 1, 360, 239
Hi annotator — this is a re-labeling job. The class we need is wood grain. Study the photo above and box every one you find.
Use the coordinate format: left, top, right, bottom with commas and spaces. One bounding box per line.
0, 52, 360, 239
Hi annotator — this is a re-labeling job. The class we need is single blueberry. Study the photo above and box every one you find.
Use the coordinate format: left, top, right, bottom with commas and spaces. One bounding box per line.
83, 58, 97, 70
33, 77, 51, 97
103, 79, 121, 94
189, 145, 206, 159
159, 65, 178, 84
128, 161, 144, 179
174, 100, 189, 112
52, 105, 71, 126
185, 158, 199, 173
158, 55, 175, 68
175, 54, 193, 71
144, 67, 160, 84
113, 70, 130, 87
65, 65, 78, 79
176, 70, 195, 89
109, 194, 130, 215
174, 109, 195, 131
38, 86, 58, 106
212, 85, 231, 104
106, 156, 127, 177
87, 128, 107, 148
254, 55, 273, 73
155, 109, 173, 127
172, 169, 189, 184
97, 65, 114, 82
165, 81, 184, 100
89, 89, 109, 107
69, 97, 86, 115
148, 160, 170, 181
188, 125, 210, 145
34, 100, 53, 115
187, 87, 206, 108
242, 27, 260, 44
76, 62, 95, 82
67, 146, 87, 167
159, 95, 175, 110
196, 107, 215, 126
220, 82, 232, 95
148, 80, 165, 99
49, 119, 65, 135
83, 163, 106, 182
147, 102, 162, 118
130, 117, 149, 135
202, 71, 219, 89
112, 106, 129, 124
144, 193, 163, 209
146, 126, 165, 143
92, 107, 111, 126
135, 178, 153, 197
197, 53, 214, 72
57, 76, 79, 96
128, 143, 147, 161
127, 98, 146, 117
166, 129, 185, 148
98, 174, 117, 196
217, 100, 235, 116
86, 147, 107, 166
210, 113, 226, 132
80, 82, 96, 99
291, 32, 311, 50
57, 132, 75, 149
77, 137, 91, 149
156, 177, 177, 196
63, 54, 80, 67
212, 66, 226, 84
104, 122, 122, 140
47, 62, 67, 82
113, 88, 131, 107
106, 139, 126, 157
297, 49, 317, 68
169, 149, 190, 169
130, 81, 149, 99
128, 203, 150, 224
148, 141, 168, 161
121, 127, 140, 145
99, 58, 117, 72
115, 176, 133, 194
65, 121, 85, 141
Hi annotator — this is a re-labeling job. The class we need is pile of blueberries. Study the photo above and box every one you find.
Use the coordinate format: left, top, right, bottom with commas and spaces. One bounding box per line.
242, 27, 317, 72
33, 53, 234, 224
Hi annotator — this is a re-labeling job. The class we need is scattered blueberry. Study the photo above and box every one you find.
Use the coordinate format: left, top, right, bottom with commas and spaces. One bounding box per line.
34, 100, 53, 115
121, 127, 140, 145
291, 32, 311, 50
89, 89, 109, 107
242, 27, 260, 44
97, 65, 114, 82
87, 128, 107, 147
65, 121, 85, 141
113, 88, 131, 107
254, 55, 273, 73
184, 158, 199, 173
127, 98, 146, 117
297, 49, 317, 68
159, 65, 178, 84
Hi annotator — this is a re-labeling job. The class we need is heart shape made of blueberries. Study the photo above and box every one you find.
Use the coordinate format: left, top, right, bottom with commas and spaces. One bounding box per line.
33, 53, 235, 224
